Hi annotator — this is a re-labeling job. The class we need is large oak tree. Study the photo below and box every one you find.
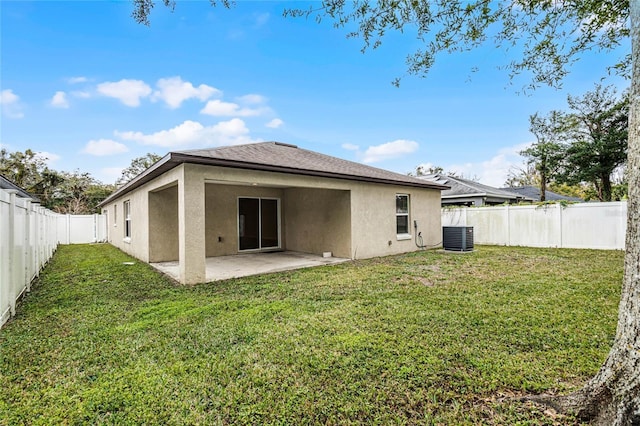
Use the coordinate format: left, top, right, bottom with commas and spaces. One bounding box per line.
132, 1, 638, 423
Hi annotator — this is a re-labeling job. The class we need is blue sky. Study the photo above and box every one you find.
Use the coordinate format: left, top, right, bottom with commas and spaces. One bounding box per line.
1, 1, 630, 186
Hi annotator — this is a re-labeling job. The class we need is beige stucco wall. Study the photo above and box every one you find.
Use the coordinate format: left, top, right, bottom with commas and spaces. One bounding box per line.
189, 164, 441, 259
148, 184, 178, 262
283, 187, 351, 258
102, 162, 442, 284
178, 165, 206, 283
349, 182, 442, 259
102, 165, 183, 263
205, 184, 284, 256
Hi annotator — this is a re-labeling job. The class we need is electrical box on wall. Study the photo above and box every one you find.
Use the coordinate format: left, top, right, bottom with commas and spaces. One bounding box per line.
442, 226, 474, 251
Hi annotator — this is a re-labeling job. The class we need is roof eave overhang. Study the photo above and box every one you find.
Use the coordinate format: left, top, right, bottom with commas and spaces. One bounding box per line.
97, 152, 449, 208
97, 153, 174, 208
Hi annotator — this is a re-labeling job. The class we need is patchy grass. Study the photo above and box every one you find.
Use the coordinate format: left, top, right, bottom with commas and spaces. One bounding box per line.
0, 244, 623, 425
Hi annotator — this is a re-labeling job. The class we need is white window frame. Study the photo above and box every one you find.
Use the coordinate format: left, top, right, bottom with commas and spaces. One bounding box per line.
123, 200, 131, 243
396, 194, 411, 240
113, 204, 117, 227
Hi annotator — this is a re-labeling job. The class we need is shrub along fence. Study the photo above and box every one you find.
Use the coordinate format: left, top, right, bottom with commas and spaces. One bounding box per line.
442, 201, 627, 250
0, 188, 107, 328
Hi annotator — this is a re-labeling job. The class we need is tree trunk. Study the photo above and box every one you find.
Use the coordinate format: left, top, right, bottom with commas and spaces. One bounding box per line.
540, 169, 547, 201
594, 179, 604, 201
531, 4, 640, 423
602, 173, 613, 202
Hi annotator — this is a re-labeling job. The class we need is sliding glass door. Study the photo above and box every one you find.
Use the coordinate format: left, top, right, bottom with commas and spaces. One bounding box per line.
238, 197, 280, 251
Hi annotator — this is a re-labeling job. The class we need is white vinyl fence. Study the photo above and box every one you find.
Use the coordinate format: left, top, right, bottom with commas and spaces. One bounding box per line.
1, 188, 107, 328
56, 213, 108, 244
442, 201, 627, 250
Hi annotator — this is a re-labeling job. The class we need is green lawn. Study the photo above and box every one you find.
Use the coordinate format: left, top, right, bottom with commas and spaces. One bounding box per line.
0, 244, 623, 425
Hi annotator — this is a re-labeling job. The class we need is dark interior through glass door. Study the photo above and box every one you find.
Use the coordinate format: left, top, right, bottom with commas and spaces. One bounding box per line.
238, 198, 279, 251
260, 199, 279, 249
239, 198, 259, 250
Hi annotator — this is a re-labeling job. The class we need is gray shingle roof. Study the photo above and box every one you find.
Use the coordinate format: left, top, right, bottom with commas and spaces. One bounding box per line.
176, 142, 446, 188
98, 142, 448, 207
501, 185, 583, 202
0, 174, 40, 202
420, 174, 533, 201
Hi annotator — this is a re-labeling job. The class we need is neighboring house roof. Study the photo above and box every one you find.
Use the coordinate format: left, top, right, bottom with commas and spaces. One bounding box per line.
420, 173, 535, 203
98, 142, 449, 207
501, 185, 583, 202
0, 174, 40, 202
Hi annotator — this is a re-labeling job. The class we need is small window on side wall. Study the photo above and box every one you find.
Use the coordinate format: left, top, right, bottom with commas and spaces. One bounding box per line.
396, 194, 410, 236
124, 200, 131, 240
113, 204, 117, 226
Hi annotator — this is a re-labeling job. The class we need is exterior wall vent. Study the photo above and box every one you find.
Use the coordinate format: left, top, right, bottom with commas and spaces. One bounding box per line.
442, 226, 474, 251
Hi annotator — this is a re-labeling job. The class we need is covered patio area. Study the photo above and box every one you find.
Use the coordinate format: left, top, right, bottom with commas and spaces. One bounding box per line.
151, 251, 350, 282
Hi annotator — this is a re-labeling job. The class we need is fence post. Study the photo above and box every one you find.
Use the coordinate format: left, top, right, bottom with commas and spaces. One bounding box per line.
557, 203, 563, 248
32, 204, 39, 276
621, 202, 627, 249
7, 190, 18, 317
505, 204, 511, 246
93, 213, 98, 242
66, 214, 71, 245
24, 200, 32, 292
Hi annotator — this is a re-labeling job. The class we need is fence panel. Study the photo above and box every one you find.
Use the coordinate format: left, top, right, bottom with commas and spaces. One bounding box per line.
561, 202, 627, 249
55, 214, 108, 245
1, 187, 108, 328
442, 201, 627, 250
467, 206, 509, 245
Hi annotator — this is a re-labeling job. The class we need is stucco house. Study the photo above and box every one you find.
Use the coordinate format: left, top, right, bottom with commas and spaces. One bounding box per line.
500, 185, 584, 202
420, 173, 534, 206
98, 142, 447, 284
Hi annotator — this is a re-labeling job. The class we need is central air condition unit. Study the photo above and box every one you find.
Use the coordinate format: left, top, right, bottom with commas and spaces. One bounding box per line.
442, 226, 474, 251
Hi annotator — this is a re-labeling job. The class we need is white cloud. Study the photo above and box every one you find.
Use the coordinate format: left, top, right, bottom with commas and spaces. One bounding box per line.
0, 89, 24, 118
200, 99, 267, 117
97, 167, 125, 185
342, 143, 359, 151
67, 76, 89, 84
265, 118, 283, 129
97, 79, 152, 107
35, 151, 61, 166
71, 91, 91, 99
83, 139, 129, 156
115, 119, 259, 148
152, 76, 221, 109
237, 94, 266, 105
362, 139, 419, 163
443, 142, 532, 187
50, 91, 69, 108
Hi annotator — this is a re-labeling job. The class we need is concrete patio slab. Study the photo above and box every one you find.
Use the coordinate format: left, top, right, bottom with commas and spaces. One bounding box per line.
151, 251, 351, 283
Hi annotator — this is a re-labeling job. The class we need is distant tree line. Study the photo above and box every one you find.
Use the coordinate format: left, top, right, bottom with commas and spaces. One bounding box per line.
414, 85, 629, 202
507, 84, 629, 202
0, 149, 160, 213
